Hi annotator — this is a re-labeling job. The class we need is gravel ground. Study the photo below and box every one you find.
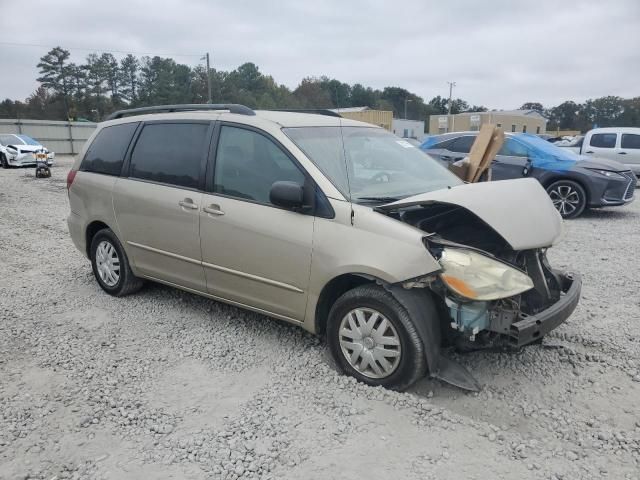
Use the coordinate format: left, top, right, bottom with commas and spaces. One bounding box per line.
1, 155, 639, 480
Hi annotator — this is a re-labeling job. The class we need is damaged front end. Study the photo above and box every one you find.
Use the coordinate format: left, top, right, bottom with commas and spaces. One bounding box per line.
378, 180, 582, 390
426, 237, 581, 351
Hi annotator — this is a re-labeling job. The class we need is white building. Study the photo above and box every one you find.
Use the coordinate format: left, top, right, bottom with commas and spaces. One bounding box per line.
392, 119, 426, 140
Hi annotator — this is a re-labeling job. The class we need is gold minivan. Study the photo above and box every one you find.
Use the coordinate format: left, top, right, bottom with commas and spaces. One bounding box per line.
67, 104, 581, 391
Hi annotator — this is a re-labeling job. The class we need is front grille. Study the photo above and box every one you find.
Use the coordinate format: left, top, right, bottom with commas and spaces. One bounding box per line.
622, 171, 636, 200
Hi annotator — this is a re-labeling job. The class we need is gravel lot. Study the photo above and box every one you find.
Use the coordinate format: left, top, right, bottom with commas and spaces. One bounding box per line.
1, 155, 639, 480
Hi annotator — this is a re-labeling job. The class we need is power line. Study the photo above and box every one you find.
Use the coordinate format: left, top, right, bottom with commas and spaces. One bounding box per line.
0, 41, 203, 58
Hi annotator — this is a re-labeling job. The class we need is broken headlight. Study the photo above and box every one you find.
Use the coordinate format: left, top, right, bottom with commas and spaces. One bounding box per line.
438, 248, 534, 301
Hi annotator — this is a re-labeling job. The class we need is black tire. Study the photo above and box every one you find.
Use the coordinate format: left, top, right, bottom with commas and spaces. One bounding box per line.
90, 228, 144, 296
546, 180, 587, 219
327, 284, 427, 391
1, 154, 8, 169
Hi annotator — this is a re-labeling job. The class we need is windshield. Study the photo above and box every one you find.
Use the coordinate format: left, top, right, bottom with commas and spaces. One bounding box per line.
17, 135, 41, 146
283, 126, 462, 203
0, 134, 24, 145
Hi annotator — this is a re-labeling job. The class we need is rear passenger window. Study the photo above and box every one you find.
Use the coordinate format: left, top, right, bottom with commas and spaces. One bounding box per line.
590, 133, 617, 148
498, 138, 529, 157
450, 136, 475, 153
621, 134, 640, 149
81, 123, 138, 175
129, 123, 209, 189
429, 138, 456, 150
213, 126, 305, 204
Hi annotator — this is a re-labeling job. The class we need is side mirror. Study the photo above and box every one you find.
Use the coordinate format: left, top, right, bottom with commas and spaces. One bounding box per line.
270, 181, 305, 210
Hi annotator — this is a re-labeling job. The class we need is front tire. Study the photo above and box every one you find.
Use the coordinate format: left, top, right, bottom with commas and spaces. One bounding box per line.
327, 284, 427, 391
546, 180, 587, 219
1, 154, 8, 169
90, 228, 143, 296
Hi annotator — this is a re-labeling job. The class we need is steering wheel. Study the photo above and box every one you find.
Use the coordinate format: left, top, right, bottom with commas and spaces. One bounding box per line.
372, 172, 392, 183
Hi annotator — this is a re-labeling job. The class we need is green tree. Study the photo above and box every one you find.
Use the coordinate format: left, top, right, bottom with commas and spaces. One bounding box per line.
294, 78, 333, 108
520, 102, 544, 113
119, 54, 140, 104
548, 101, 580, 130
100, 53, 121, 104
36, 47, 73, 117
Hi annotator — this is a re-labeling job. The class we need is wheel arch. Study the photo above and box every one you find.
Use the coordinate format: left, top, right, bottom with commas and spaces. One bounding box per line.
85, 220, 112, 257
541, 175, 590, 203
314, 273, 379, 335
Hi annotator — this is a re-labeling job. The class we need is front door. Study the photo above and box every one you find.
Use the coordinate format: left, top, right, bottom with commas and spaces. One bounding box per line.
199, 124, 314, 321
113, 121, 212, 291
491, 138, 530, 181
620, 132, 640, 175
583, 132, 618, 161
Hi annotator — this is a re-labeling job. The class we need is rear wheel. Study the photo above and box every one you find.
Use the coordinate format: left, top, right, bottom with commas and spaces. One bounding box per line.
90, 228, 144, 296
327, 284, 427, 391
546, 180, 587, 219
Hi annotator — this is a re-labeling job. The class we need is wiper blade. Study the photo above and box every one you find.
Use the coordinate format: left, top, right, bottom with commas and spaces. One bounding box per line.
355, 196, 400, 203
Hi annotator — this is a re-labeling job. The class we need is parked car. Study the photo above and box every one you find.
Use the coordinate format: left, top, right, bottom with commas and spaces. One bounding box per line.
572, 128, 640, 178
421, 132, 635, 218
555, 135, 584, 153
0, 134, 55, 168
67, 104, 581, 391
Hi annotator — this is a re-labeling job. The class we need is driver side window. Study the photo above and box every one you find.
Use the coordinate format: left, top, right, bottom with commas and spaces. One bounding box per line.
498, 138, 529, 157
213, 126, 306, 205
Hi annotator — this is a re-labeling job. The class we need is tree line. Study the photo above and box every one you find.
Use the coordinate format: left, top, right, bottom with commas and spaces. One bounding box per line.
1, 46, 639, 133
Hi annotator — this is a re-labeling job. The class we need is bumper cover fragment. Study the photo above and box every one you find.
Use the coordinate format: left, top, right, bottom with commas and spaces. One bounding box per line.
510, 273, 581, 347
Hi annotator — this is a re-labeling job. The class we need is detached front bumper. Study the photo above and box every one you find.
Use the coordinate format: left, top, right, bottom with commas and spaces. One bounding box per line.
509, 272, 581, 347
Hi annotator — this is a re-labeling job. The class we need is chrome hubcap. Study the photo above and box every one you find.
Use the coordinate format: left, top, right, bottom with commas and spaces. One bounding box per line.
338, 308, 401, 379
549, 185, 580, 216
95, 240, 120, 287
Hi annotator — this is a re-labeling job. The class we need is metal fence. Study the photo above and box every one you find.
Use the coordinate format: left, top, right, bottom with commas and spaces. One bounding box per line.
0, 119, 97, 155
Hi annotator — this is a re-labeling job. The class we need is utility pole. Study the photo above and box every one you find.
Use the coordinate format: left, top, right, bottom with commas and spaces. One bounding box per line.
205, 52, 212, 104
446, 81, 456, 116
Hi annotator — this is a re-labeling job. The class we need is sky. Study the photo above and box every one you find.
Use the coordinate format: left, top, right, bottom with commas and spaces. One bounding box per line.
1, 0, 639, 109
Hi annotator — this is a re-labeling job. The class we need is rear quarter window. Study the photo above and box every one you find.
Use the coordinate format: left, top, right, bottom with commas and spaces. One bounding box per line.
81, 123, 139, 175
589, 133, 617, 148
449, 136, 475, 153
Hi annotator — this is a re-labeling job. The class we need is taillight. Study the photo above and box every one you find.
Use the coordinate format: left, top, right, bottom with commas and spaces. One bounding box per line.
66, 169, 77, 190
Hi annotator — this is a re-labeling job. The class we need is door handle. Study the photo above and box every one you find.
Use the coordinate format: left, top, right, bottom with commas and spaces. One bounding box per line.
203, 204, 225, 216
618, 151, 627, 155
585, 151, 594, 154
178, 198, 198, 210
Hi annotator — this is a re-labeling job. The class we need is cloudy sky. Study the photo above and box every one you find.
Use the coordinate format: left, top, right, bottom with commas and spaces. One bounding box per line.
1, 0, 638, 109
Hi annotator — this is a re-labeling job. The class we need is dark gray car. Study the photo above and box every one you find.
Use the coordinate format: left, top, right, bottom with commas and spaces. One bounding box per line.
421, 132, 635, 218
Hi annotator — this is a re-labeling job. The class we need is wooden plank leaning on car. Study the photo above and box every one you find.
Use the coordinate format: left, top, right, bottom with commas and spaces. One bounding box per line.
467, 124, 504, 183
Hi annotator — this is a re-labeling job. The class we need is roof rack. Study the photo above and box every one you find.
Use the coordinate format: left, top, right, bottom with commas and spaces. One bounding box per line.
269, 109, 342, 118
105, 104, 255, 120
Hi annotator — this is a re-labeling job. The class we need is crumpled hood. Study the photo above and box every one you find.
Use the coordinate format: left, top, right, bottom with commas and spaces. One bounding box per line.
13, 144, 45, 152
379, 178, 563, 250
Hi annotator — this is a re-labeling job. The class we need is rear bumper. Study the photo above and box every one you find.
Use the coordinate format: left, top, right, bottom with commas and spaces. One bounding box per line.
509, 272, 581, 347
67, 212, 87, 258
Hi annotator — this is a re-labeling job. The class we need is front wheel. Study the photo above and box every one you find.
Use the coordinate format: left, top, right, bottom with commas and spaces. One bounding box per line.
546, 180, 587, 219
1, 154, 8, 169
327, 284, 427, 391
90, 228, 144, 296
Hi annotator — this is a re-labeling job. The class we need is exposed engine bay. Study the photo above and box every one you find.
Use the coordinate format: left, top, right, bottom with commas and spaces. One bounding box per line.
382, 202, 579, 352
